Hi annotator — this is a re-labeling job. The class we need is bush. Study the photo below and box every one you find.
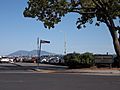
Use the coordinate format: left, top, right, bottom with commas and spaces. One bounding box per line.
80, 52, 94, 66
64, 52, 94, 68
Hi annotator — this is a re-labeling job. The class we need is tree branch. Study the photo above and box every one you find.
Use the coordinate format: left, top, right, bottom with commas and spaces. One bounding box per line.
70, 10, 96, 14
92, 0, 102, 8
115, 26, 120, 31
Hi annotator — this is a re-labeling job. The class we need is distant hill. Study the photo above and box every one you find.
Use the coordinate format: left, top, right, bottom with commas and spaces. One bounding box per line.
8, 50, 55, 56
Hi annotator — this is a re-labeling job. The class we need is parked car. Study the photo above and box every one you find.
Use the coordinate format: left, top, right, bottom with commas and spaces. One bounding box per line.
0, 57, 14, 63
49, 57, 60, 64
40, 58, 47, 63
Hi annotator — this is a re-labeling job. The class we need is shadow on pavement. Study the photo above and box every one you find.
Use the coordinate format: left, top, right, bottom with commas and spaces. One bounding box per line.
0, 63, 68, 71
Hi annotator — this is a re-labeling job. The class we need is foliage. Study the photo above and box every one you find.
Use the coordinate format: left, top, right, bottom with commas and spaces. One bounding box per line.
64, 52, 80, 67
64, 52, 94, 68
23, 0, 69, 29
80, 52, 94, 65
24, 0, 120, 29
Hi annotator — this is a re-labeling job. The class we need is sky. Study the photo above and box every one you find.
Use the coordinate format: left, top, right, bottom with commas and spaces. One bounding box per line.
0, 0, 116, 55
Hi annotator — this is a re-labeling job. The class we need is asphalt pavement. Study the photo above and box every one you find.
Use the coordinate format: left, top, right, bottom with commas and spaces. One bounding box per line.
0, 73, 120, 90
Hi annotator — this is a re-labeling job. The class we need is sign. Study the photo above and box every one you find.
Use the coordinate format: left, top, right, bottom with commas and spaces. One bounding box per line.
94, 55, 113, 64
40, 40, 50, 44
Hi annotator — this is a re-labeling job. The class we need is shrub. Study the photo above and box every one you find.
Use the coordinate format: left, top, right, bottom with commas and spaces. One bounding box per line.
64, 52, 94, 68
80, 52, 94, 66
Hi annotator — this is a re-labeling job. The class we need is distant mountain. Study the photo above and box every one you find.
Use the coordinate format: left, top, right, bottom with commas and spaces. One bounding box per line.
8, 50, 55, 56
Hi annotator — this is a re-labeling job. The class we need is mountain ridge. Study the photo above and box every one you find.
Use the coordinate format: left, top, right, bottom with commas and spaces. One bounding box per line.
8, 50, 55, 56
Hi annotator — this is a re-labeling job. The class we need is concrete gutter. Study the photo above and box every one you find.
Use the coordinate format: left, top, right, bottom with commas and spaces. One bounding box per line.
33, 68, 120, 76
60, 69, 120, 76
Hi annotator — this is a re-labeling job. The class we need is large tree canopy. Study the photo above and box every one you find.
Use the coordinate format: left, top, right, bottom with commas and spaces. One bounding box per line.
24, 0, 120, 66
23, 0, 120, 29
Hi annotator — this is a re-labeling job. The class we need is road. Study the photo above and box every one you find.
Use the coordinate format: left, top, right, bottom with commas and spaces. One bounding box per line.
0, 73, 120, 90
0, 63, 120, 90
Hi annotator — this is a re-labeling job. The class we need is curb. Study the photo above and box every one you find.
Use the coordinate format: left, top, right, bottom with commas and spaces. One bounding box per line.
32, 68, 56, 73
32, 68, 120, 75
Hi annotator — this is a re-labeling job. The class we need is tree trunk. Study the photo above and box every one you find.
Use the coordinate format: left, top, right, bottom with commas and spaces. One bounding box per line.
110, 29, 120, 57
118, 31, 120, 45
109, 28, 120, 67
105, 19, 120, 67
118, 31, 120, 67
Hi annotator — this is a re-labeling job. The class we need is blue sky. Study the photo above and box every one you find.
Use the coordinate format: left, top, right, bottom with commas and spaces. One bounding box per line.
0, 0, 115, 55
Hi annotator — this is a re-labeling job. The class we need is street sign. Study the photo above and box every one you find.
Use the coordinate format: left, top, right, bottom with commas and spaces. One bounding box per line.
40, 40, 50, 44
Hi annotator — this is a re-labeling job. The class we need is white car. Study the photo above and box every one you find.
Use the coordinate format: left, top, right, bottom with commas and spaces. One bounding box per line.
49, 57, 60, 64
0, 57, 14, 63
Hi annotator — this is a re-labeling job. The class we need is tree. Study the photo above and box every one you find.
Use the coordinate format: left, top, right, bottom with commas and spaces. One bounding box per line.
23, 0, 120, 66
